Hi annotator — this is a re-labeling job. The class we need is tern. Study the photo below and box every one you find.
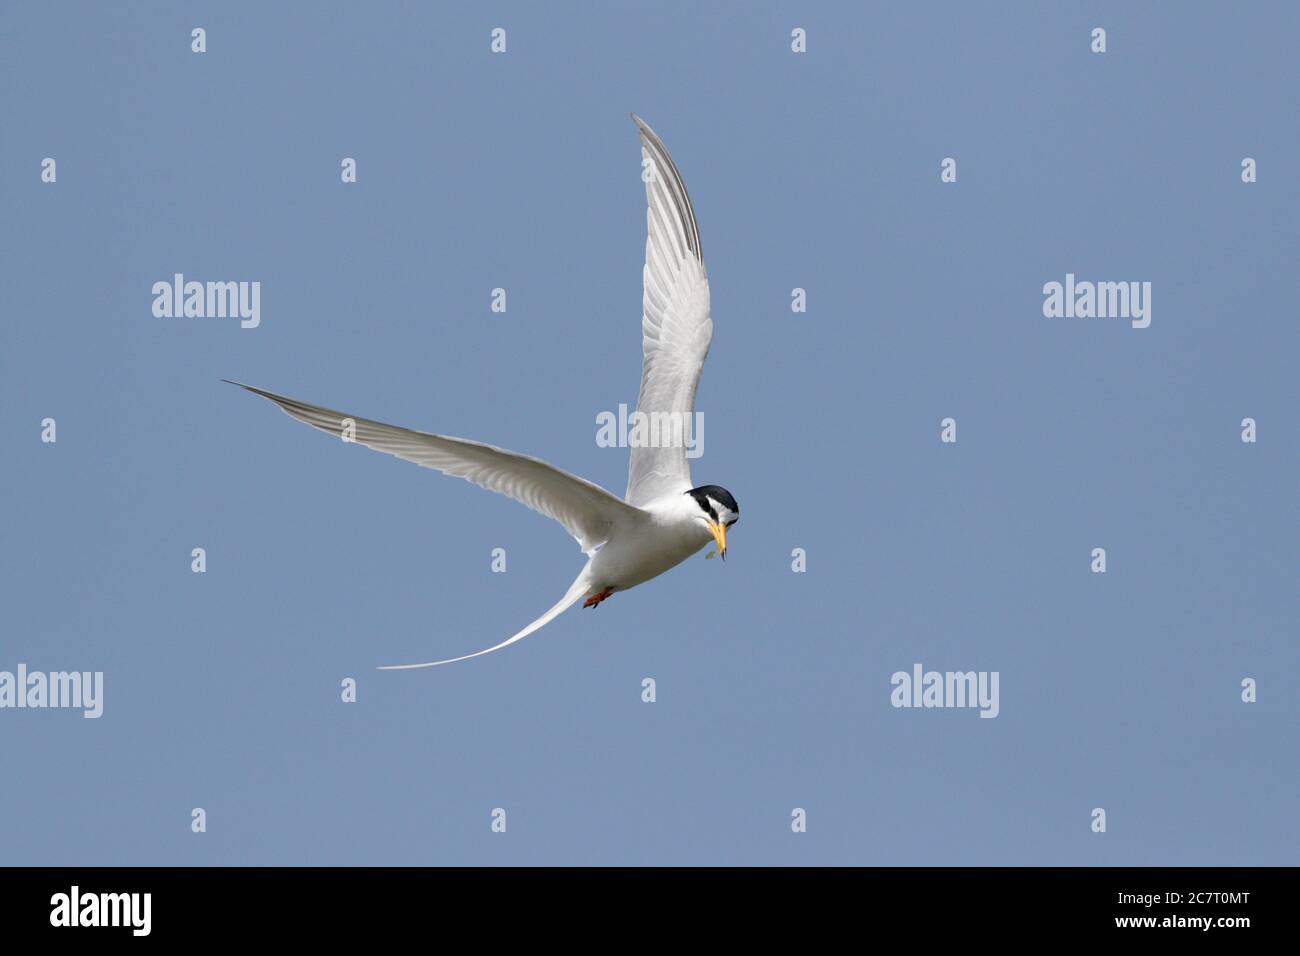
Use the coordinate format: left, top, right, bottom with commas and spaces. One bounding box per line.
227, 115, 738, 668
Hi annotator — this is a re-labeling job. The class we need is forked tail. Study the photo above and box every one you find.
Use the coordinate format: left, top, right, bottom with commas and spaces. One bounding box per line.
378, 565, 593, 670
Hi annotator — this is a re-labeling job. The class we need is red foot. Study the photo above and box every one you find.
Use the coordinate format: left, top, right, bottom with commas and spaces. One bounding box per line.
583, 587, 615, 608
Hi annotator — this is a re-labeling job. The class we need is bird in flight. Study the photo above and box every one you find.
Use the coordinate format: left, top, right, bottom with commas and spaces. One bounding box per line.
227, 115, 738, 668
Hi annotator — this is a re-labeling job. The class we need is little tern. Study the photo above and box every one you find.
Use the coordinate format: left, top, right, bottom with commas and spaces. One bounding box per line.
228, 115, 738, 667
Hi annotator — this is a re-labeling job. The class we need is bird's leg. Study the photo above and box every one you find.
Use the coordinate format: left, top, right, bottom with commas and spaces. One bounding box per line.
583, 587, 615, 609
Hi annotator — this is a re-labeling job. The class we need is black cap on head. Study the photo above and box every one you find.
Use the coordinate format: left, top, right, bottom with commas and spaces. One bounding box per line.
686, 485, 739, 522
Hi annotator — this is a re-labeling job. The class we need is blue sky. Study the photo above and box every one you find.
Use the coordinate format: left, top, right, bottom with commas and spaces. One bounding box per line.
1, 1, 1296, 865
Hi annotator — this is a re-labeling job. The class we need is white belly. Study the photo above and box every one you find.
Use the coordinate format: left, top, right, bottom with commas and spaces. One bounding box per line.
587, 507, 712, 593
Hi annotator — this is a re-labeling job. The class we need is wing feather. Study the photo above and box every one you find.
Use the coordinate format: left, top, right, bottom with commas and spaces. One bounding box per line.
227, 381, 640, 553
625, 114, 713, 507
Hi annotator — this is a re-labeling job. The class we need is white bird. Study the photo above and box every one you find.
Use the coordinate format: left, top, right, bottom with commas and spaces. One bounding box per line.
227, 115, 738, 668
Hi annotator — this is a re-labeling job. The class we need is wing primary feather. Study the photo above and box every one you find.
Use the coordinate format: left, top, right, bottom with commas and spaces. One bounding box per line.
630, 113, 702, 262
623, 117, 713, 507
224, 379, 642, 553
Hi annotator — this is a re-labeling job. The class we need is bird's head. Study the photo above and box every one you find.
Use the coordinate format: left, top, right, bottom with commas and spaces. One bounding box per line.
686, 485, 739, 560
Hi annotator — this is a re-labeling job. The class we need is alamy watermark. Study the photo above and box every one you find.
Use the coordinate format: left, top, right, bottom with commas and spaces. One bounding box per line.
152, 273, 260, 328
0, 664, 103, 718
50, 886, 150, 936
890, 663, 999, 718
1043, 273, 1151, 329
595, 403, 703, 459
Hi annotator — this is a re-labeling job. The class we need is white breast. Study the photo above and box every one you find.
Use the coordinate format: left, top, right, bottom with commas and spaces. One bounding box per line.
588, 494, 713, 593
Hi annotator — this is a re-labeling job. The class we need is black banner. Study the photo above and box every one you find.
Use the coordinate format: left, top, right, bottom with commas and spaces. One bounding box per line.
0, 866, 1283, 940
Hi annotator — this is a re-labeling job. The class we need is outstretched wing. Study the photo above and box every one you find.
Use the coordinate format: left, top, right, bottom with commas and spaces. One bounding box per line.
625, 114, 712, 508
227, 381, 641, 554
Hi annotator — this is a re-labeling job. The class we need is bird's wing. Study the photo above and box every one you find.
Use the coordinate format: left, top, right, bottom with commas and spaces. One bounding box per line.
379, 565, 592, 669
227, 382, 641, 554
625, 114, 713, 508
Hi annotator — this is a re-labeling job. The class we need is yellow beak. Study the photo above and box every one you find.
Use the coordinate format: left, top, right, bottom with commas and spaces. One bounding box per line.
707, 519, 728, 560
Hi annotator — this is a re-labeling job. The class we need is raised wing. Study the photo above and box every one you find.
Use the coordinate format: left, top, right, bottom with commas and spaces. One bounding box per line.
227, 381, 641, 554
625, 114, 712, 508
